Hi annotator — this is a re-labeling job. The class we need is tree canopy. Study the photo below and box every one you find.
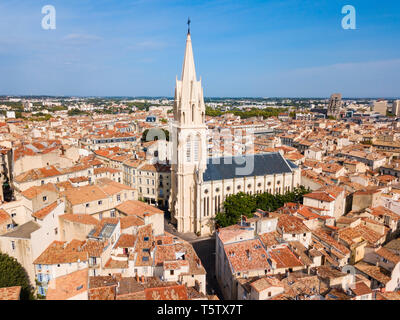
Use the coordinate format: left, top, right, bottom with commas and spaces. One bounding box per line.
214, 186, 310, 228
205, 106, 294, 119
67, 108, 88, 116
0, 253, 34, 300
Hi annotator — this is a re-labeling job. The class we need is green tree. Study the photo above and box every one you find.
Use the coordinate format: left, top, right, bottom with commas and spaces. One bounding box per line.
215, 186, 310, 228
215, 192, 256, 227
0, 253, 34, 300
205, 107, 223, 117
68, 108, 88, 116
255, 192, 282, 212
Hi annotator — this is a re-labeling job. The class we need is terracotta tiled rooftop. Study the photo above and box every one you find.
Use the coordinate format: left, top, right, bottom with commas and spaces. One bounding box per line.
217, 223, 254, 244
46, 268, 89, 300
115, 200, 163, 217
59, 213, 99, 226
32, 201, 59, 220
119, 215, 145, 229
0, 286, 21, 300
350, 281, 372, 296
33, 240, 88, 265
63, 185, 107, 205
115, 234, 136, 248
250, 276, 284, 292
375, 247, 400, 264
0, 209, 11, 225
224, 239, 270, 273
144, 284, 188, 300
268, 246, 304, 269
21, 183, 57, 200
354, 262, 391, 284
278, 215, 310, 234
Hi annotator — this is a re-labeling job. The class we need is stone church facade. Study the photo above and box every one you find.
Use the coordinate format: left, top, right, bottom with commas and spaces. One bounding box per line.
170, 30, 301, 236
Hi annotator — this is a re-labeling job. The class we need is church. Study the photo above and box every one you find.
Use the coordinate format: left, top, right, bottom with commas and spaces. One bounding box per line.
170, 26, 301, 236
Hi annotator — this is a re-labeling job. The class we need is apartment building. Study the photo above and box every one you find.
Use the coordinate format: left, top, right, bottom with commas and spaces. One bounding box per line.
123, 160, 171, 208
63, 179, 136, 220
13, 164, 95, 191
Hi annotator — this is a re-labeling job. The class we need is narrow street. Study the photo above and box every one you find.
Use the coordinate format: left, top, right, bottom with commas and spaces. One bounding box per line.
164, 215, 223, 298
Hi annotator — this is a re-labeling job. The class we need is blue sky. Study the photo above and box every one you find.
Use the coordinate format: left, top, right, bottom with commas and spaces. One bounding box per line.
0, 0, 399, 97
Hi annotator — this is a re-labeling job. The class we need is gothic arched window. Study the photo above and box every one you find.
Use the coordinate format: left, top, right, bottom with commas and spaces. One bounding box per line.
193, 135, 200, 162
192, 104, 195, 122
186, 136, 191, 162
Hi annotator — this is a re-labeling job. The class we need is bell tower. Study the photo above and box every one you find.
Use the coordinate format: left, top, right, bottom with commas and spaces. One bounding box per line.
170, 22, 207, 233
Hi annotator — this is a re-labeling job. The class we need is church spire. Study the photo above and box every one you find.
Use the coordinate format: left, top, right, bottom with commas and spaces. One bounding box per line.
181, 20, 197, 84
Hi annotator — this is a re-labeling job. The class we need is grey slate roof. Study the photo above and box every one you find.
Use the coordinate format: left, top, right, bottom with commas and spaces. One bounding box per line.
203, 152, 297, 182
1, 221, 40, 239
88, 223, 116, 240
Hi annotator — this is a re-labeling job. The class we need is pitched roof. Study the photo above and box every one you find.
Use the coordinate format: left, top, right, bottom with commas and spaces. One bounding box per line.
350, 281, 372, 296
46, 269, 89, 300
32, 201, 59, 220
144, 284, 188, 300
312, 228, 351, 256
304, 186, 343, 202
354, 262, 391, 284
203, 152, 296, 181
340, 225, 379, 246
63, 185, 107, 205
278, 215, 310, 234
119, 215, 145, 229
115, 234, 136, 248
0, 286, 21, 300
375, 247, 400, 264
1, 221, 40, 239
224, 239, 270, 273
59, 214, 99, 226
0, 209, 11, 225
33, 240, 88, 265
376, 291, 400, 300
250, 277, 284, 292
20, 183, 57, 200
268, 246, 304, 269
217, 223, 254, 244
115, 200, 163, 217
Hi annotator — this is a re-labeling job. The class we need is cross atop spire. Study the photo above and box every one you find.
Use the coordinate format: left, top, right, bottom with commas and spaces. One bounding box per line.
187, 17, 191, 34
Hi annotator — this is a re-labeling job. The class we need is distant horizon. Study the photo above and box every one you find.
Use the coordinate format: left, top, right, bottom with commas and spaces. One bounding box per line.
0, 95, 399, 101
